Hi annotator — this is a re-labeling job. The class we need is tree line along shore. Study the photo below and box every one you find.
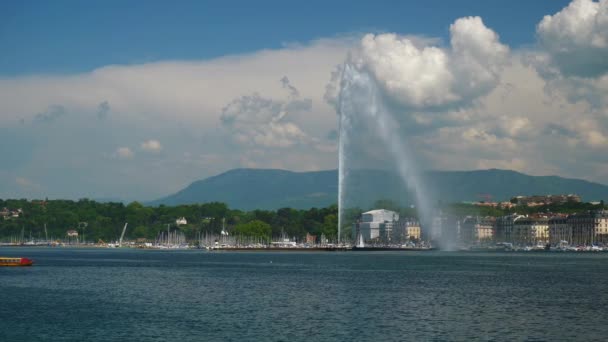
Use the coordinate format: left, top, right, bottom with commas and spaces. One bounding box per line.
0, 198, 606, 244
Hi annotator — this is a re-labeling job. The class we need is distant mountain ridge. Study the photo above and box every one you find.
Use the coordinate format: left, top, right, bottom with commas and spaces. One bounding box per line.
147, 168, 608, 210
148, 169, 338, 210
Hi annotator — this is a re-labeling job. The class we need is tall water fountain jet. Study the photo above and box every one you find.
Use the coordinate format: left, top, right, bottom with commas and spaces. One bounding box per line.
337, 92, 345, 244
337, 62, 439, 247
337, 65, 352, 244
336, 19, 509, 249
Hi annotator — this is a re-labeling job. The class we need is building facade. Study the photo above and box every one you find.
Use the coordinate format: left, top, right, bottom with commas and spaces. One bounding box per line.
569, 211, 608, 245
477, 217, 496, 242
512, 216, 549, 245
354, 209, 399, 243
549, 215, 571, 246
495, 214, 525, 242
460, 216, 495, 245
393, 219, 421, 243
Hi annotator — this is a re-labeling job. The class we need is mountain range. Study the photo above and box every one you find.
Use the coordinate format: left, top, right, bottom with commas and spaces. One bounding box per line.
147, 168, 608, 210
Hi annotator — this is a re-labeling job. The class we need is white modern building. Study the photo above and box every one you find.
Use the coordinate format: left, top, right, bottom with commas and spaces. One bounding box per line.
354, 209, 399, 242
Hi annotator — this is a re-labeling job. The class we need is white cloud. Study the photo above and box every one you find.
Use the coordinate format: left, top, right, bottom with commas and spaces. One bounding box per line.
2, 2, 608, 202
537, 0, 608, 77
0, 38, 349, 130
115, 147, 134, 159
530, 0, 608, 108
141, 139, 162, 152
357, 33, 454, 108
495, 116, 532, 139
333, 7, 608, 187
351, 16, 508, 110
0, 38, 349, 199
413, 53, 608, 180
586, 130, 607, 147
220, 78, 317, 149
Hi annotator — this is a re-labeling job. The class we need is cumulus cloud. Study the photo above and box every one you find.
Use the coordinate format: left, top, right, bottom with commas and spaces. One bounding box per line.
543, 123, 579, 138
220, 78, 326, 149
323, 65, 343, 111
530, 0, 608, 108
333, 7, 608, 187
490, 116, 532, 140
419, 53, 608, 179
115, 147, 134, 159
280, 76, 300, 97
141, 139, 162, 152
585, 129, 608, 147
350, 16, 509, 110
537, 0, 608, 77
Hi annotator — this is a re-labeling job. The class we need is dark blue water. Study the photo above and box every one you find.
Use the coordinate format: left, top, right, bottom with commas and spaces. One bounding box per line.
1, 248, 608, 341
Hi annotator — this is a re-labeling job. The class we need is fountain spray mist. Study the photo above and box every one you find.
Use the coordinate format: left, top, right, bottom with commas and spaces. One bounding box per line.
337, 64, 352, 244
338, 62, 449, 247
337, 97, 344, 244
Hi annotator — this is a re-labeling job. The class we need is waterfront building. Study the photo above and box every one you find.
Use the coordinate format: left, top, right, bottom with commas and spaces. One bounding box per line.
353, 209, 399, 243
495, 214, 525, 242
460, 217, 476, 245
406, 224, 421, 241
460, 216, 495, 245
549, 215, 571, 245
594, 211, 608, 244
477, 217, 495, 242
513, 216, 549, 245
569, 210, 608, 245
393, 219, 421, 243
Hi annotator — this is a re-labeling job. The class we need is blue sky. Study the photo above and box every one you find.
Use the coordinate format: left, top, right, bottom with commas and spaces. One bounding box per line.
1, 0, 607, 201
2, 1, 571, 75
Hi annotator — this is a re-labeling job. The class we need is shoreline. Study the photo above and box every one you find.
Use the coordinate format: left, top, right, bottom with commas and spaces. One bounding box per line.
1, 245, 607, 253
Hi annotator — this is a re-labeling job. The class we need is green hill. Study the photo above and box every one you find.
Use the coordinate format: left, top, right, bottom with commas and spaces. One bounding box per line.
148, 169, 338, 210
147, 168, 608, 210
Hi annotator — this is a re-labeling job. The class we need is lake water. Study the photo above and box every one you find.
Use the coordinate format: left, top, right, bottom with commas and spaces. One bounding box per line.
1, 248, 608, 341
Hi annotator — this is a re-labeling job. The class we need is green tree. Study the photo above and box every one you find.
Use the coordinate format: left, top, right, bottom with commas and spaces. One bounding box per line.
132, 225, 149, 239
233, 220, 272, 240
321, 213, 338, 240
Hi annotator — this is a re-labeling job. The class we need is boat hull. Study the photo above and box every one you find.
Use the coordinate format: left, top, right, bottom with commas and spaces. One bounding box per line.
0, 257, 33, 266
